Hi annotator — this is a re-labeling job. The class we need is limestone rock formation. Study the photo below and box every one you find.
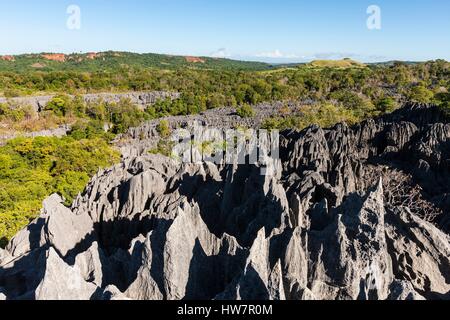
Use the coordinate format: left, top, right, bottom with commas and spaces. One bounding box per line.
0, 103, 449, 300
0, 91, 179, 114
116, 100, 302, 158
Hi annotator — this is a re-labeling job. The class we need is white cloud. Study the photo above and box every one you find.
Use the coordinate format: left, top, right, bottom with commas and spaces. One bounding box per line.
210, 48, 230, 58
255, 49, 299, 59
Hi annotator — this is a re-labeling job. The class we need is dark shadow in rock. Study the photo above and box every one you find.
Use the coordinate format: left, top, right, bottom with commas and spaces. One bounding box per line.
219, 163, 286, 247
0, 247, 46, 299
357, 278, 379, 300
184, 239, 246, 300
110, 180, 132, 217
172, 171, 223, 237
0, 218, 50, 298
148, 219, 172, 298
28, 217, 46, 252
383, 104, 447, 128
268, 229, 292, 269
173, 162, 286, 248
237, 265, 270, 300
85, 217, 172, 292
0, 237, 8, 249
425, 290, 450, 300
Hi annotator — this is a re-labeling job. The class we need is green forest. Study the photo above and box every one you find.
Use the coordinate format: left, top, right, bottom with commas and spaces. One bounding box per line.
0, 136, 119, 247
0, 54, 449, 247
0, 51, 272, 74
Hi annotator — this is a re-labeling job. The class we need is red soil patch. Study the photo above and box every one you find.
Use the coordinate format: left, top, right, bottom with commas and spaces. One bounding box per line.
1, 55, 15, 62
41, 53, 66, 62
86, 52, 99, 60
185, 56, 206, 63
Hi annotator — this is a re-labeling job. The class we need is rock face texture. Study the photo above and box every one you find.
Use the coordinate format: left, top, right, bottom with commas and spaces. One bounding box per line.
0, 103, 449, 300
117, 100, 303, 158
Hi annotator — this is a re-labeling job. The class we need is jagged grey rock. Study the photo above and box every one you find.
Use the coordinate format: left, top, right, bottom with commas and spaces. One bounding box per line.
6, 194, 93, 258
34, 247, 98, 300
304, 180, 393, 300
74, 242, 105, 286
0, 103, 449, 300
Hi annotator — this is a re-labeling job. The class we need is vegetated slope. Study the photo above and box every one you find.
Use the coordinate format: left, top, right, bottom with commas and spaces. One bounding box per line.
0, 103, 449, 300
0, 52, 272, 73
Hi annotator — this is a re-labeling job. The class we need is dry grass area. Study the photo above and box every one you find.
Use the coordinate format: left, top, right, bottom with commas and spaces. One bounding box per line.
308, 59, 366, 69
363, 165, 443, 222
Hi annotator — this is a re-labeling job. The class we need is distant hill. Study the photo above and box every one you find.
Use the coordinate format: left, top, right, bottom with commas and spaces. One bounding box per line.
0, 51, 274, 72
307, 58, 366, 69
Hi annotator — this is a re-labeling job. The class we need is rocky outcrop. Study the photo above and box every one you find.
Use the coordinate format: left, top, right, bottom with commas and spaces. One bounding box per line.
116, 100, 302, 158
41, 54, 66, 62
0, 91, 180, 144
0, 103, 449, 300
0, 125, 71, 146
0, 91, 179, 113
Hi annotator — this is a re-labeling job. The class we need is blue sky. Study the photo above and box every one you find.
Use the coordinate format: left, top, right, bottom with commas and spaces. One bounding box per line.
0, 0, 449, 62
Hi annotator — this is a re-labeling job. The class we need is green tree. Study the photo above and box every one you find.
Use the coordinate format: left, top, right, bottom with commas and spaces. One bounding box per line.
435, 92, 450, 116
408, 85, 434, 103
376, 97, 398, 114
236, 104, 255, 118
46, 96, 69, 116
157, 119, 171, 138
